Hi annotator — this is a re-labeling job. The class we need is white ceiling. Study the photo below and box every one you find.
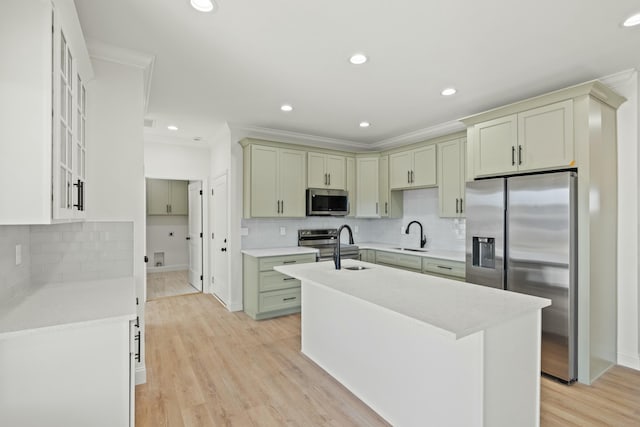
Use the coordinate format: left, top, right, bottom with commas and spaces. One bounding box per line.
74, 0, 640, 147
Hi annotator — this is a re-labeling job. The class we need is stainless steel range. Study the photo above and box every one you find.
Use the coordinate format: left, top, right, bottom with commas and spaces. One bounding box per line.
298, 228, 359, 262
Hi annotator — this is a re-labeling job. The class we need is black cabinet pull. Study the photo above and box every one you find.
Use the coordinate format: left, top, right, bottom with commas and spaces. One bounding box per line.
73, 179, 82, 210
283, 260, 297, 264
283, 277, 296, 281
437, 265, 453, 270
518, 145, 523, 165
135, 316, 140, 328
460, 198, 463, 213
512, 146, 516, 166
134, 331, 141, 362
283, 297, 296, 301
407, 170, 410, 184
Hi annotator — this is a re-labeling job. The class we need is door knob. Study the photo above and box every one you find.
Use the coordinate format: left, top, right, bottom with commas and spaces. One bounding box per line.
221, 248, 227, 252
186, 236, 191, 240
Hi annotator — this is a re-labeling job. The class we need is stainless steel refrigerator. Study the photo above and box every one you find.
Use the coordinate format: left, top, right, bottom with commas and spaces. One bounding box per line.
465, 171, 577, 383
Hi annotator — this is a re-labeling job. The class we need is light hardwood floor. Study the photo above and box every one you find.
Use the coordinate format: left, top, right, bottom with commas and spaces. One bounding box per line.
147, 270, 200, 300
136, 293, 640, 426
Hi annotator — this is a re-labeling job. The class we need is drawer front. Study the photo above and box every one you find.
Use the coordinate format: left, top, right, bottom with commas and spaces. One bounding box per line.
259, 288, 301, 312
422, 259, 466, 278
395, 253, 422, 271
374, 251, 397, 266
259, 271, 300, 292
259, 254, 316, 271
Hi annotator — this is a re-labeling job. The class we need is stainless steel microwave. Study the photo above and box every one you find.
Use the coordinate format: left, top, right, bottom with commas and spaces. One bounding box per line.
306, 188, 349, 216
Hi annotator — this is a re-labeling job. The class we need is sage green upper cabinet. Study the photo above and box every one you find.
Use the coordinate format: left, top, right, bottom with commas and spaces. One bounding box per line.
307, 152, 346, 190
472, 115, 518, 177
146, 179, 188, 215
438, 138, 466, 218
246, 145, 306, 217
346, 157, 356, 217
389, 145, 437, 190
379, 155, 389, 217
356, 157, 380, 217
517, 100, 574, 172
471, 100, 574, 178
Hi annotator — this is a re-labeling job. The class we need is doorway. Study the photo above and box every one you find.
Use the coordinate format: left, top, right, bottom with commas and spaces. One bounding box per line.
145, 178, 203, 300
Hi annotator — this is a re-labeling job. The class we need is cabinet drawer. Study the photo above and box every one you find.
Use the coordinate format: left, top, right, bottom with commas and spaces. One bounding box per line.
259, 271, 300, 292
422, 258, 466, 279
375, 251, 421, 271
259, 288, 301, 312
258, 254, 316, 271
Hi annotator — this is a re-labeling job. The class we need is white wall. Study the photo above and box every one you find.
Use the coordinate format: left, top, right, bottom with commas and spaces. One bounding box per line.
144, 140, 210, 180
86, 57, 146, 382
146, 215, 188, 271
603, 70, 640, 369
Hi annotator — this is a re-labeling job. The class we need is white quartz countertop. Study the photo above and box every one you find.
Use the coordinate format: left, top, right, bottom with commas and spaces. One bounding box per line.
276, 259, 550, 340
241, 247, 319, 258
357, 242, 465, 262
0, 277, 137, 339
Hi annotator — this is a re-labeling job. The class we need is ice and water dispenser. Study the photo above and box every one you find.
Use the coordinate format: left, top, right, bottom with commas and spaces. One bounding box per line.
472, 237, 495, 269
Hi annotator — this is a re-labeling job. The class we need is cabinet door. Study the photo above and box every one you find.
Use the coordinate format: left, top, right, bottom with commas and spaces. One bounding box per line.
356, 157, 379, 217
279, 148, 306, 217
169, 180, 188, 215
250, 145, 279, 217
389, 151, 412, 189
379, 155, 389, 217
438, 139, 463, 217
146, 179, 170, 215
307, 152, 327, 188
518, 100, 574, 172
412, 145, 437, 187
326, 154, 346, 189
473, 115, 518, 177
346, 157, 356, 217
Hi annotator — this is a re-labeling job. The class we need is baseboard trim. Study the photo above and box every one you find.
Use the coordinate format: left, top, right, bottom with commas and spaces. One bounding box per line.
135, 365, 147, 385
227, 302, 244, 312
618, 352, 640, 370
147, 265, 188, 273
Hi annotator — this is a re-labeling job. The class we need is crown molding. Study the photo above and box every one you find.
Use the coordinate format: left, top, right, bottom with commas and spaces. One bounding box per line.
371, 120, 466, 150
86, 38, 156, 114
144, 132, 210, 149
599, 68, 637, 91
228, 124, 374, 152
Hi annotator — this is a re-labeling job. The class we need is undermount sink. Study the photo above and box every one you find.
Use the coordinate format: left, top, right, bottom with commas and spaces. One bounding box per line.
344, 266, 369, 271
393, 247, 429, 253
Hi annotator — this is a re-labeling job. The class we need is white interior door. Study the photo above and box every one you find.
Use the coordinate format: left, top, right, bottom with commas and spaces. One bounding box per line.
211, 174, 229, 304
188, 182, 203, 291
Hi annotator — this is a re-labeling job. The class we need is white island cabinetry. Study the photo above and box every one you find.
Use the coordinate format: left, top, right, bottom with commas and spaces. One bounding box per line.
276, 260, 550, 427
0, 278, 137, 427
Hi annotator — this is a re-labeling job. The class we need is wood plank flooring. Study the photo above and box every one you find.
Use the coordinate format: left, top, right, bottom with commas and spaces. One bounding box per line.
147, 270, 200, 300
136, 293, 640, 426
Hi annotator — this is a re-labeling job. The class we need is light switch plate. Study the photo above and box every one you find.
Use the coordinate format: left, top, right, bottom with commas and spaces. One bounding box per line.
240, 227, 249, 236
15, 244, 22, 265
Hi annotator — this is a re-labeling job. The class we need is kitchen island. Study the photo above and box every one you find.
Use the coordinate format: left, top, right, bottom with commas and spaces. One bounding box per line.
275, 259, 550, 427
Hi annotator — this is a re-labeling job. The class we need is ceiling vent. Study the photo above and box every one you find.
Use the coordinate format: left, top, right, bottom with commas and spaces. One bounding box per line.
143, 118, 154, 128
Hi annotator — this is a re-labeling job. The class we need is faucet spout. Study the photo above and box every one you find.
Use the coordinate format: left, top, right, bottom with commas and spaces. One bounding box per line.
405, 220, 427, 248
334, 224, 354, 270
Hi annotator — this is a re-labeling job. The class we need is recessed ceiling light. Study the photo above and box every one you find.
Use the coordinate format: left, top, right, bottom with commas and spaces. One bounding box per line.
359, 121, 370, 128
623, 13, 640, 27
441, 88, 457, 96
349, 53, 368, 65
190, 0, 216, 13
281, 104, 293, 112
167, 125, 178, 131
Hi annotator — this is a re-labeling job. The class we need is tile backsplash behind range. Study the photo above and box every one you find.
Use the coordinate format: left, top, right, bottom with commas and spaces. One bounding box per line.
0, 225, 31, 301
30, 222, 133, 284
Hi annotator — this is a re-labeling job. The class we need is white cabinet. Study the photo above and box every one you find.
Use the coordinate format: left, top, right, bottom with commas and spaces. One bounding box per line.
438, 138, 466, 218
245, 144, 306, 217
146, 179, 188, 215
389, 145, 437, 189
308, 152, 346, 190
0, 0, 93, 224
471, 100, 574, 178
356, 157, 379, 217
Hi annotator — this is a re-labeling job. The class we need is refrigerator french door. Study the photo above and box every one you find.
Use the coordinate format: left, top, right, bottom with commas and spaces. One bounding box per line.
465, 171, 577, 383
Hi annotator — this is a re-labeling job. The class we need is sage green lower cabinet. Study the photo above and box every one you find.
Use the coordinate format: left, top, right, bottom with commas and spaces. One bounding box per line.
359, 249, 376, 263
243, 253, 316, 320
422, 258, 466, 280
374, 251, 422, 272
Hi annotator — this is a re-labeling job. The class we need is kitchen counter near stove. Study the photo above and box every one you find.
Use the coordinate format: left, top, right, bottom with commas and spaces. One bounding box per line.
241, 246, 318, 258
357, 242, 464, 262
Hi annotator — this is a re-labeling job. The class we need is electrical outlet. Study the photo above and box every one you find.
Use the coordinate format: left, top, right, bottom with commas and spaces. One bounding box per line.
280, 227, 286, 236
15, 244, 21, 265
354, 225, 359, 233
240, 227, 249, 236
